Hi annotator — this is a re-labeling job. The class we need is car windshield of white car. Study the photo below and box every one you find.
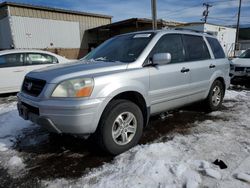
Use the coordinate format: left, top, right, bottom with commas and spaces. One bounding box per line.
239, 49, 250, 58
83, 33, 155, 63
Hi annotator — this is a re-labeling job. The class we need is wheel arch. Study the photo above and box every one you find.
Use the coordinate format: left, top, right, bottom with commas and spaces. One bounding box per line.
95, 90, 150, 133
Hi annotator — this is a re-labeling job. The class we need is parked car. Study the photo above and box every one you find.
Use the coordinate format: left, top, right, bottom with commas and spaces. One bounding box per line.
0, 49, 72, 94
230, 49, 250, 84
17, 30, 230, 155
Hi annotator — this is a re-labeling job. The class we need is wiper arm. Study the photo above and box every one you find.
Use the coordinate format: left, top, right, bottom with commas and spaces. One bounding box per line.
90, 57, 123, 63
94, 57, 107, 61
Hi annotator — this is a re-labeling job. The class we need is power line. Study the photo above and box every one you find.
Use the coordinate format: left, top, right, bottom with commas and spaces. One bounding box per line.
207, 0, 236, 4
163, 3, 202, 16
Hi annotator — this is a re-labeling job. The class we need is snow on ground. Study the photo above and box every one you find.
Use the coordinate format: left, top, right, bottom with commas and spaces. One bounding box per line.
42, 90, 250, 188
0, 90, 250, 187
0, 96, 33, 176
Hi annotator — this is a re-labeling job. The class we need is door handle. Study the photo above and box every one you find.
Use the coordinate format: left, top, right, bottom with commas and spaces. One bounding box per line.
181, 67, 190, 73
209, 64, 216, 69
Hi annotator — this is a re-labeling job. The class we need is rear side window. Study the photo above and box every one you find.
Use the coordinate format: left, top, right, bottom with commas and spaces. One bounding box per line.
183, 35, 211, 61
0, 53, 24, 68
206, 37, 225, 59
25, 53, 58, 65
149, 34, 185, 63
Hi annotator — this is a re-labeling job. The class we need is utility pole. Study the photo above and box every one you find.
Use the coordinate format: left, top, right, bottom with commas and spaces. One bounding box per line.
202, 3, 212, 23
151, 0, 157, 30
234, 0, 242, 56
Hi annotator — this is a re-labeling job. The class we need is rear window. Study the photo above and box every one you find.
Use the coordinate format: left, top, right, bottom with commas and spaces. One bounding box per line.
206, 37, 225, 59
183, 35, 211, 61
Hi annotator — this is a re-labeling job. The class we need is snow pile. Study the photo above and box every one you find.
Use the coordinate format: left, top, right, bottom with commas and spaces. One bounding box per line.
0, 98, 32, 176
43, 90, 250, 188
7, 156, 26, 172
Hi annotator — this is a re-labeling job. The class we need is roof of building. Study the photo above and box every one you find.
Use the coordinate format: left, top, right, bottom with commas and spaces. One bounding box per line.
0, 1, 112, 19
88, 18, 182, 31
177, 22, 235, 29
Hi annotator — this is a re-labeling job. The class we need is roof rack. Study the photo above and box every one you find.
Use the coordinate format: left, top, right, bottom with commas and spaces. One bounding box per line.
174, 28, 213, 35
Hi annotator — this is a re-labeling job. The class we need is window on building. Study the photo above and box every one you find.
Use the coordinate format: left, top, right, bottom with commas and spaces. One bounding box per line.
183, 35, 211, 61
206, 37, 225, 59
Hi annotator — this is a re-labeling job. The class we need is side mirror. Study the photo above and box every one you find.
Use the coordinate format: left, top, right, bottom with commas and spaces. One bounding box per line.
152, 53, 171, 65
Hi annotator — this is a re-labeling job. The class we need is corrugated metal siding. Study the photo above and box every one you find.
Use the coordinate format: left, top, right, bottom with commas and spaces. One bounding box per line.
8, 6, 111, 49
0, 17, 12, 49
9, 6, 111, 25
11, 16, 81, 49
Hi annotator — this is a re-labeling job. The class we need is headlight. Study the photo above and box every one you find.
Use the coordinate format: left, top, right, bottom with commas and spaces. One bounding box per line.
51, 78, 94, 98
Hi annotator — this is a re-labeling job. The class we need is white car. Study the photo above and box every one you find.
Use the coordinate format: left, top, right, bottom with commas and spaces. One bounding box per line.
0, 49, 72, 94
230, 49, 250, 84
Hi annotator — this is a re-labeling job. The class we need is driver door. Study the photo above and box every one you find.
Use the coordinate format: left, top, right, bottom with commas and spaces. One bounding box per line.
148, 34, 191, 114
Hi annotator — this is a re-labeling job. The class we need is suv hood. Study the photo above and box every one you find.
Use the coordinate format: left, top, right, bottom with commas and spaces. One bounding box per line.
232, 58, 250, 67
27, 60, 128, 83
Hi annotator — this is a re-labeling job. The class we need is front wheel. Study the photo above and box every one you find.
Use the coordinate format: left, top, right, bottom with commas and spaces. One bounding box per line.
205, 80, 225, 111
96, 99, 143, 155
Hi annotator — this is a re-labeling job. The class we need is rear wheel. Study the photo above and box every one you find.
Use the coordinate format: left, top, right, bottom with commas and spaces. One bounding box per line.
96, 99, 143, 155
205, 80, 225, 111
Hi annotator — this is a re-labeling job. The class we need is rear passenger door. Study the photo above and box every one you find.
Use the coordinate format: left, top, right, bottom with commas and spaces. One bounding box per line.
0, 53, 25, 93
206, 37, 228, 78
148, 34, 191, 114
182, 34, 212, 101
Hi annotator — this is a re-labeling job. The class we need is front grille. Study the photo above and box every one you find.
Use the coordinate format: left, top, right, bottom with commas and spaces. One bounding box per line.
246, 67, 250, 73
235, 67, 245, 72
22, 77, 46, 97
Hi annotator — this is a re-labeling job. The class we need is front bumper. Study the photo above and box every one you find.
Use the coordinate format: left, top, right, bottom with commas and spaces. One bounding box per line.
231, 76, 250, 85
17, 93, 105, 134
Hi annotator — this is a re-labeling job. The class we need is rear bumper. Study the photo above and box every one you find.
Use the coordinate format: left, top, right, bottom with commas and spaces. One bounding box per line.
17, 93, 105, 134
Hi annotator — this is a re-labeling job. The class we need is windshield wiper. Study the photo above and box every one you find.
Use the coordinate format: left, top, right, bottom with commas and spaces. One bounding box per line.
91, 57, 123, 63
94, 57, 108, 61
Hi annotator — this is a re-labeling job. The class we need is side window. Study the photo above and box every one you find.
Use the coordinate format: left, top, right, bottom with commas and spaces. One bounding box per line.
0, 53, 24, 68
25, 53, 58, 65
183, 35, 211, 61
206, 37, 225, 59
149, 34, 185, 63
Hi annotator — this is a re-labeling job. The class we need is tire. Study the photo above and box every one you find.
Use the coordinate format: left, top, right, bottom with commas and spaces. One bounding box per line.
95, 99, 143, 155
205, 80, 225, 111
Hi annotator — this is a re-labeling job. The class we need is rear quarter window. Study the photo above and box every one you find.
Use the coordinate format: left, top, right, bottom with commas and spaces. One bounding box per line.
25, 53, 58, 65
183, 35, 211, 61
206, 37, 225, 59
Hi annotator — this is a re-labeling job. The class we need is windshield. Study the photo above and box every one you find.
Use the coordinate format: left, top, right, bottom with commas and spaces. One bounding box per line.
83, 33, 154, 63
239, 49, 250, 58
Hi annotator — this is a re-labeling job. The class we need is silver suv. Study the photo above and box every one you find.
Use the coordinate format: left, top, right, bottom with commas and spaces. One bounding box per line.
17, 30, 230, 154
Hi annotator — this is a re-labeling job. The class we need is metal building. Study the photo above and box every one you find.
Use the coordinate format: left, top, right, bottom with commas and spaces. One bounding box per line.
176, 22, 236, 57
0, 1, 112, 58
88, 18, 181, 47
